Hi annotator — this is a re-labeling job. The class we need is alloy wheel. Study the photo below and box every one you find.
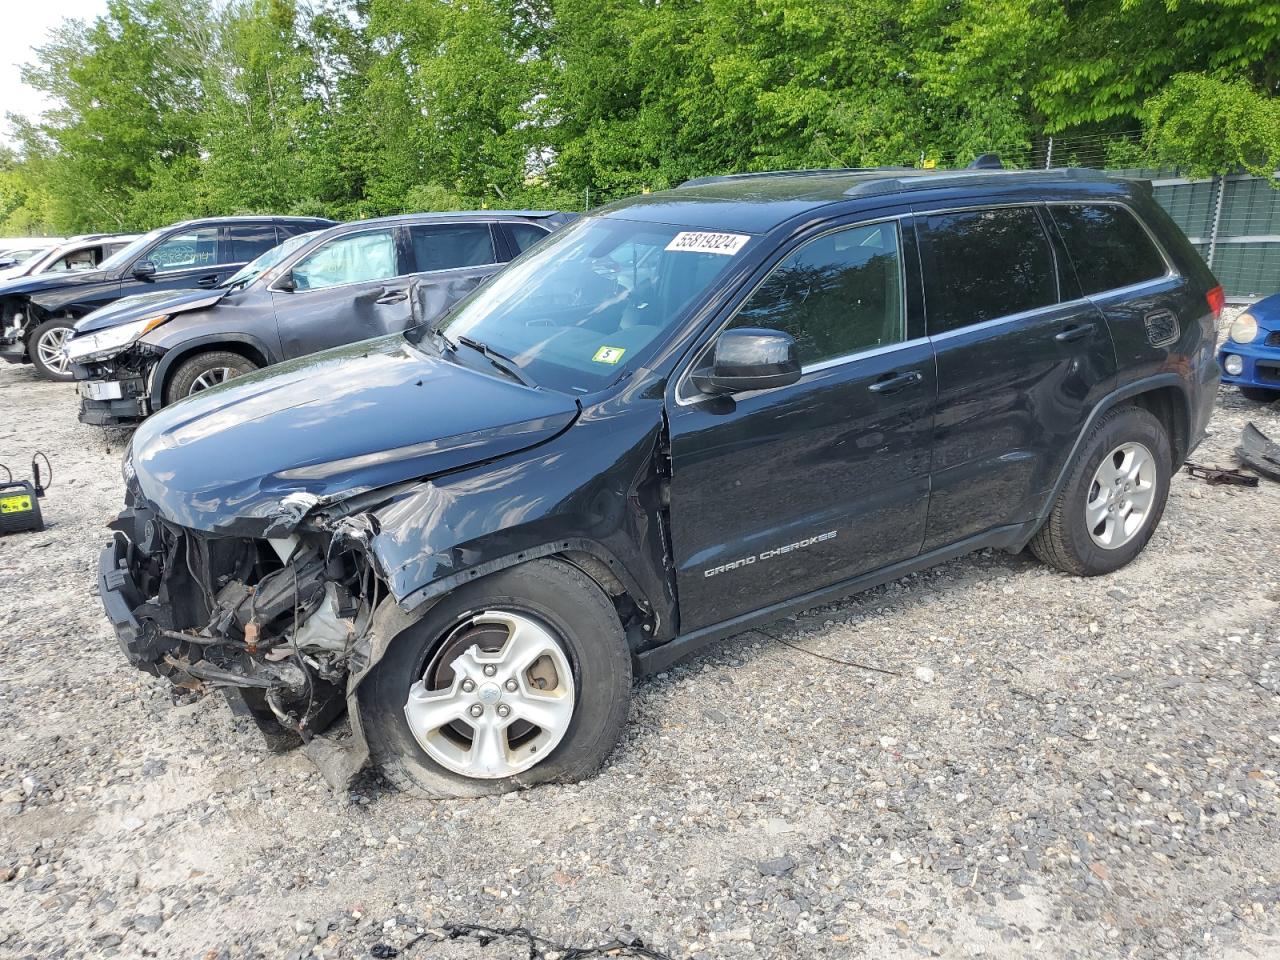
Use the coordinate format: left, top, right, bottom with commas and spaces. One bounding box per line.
1085, 441, 1157, 550
37, 327, 71, 376
188, 367, 238, 394
403, 611, 576, 779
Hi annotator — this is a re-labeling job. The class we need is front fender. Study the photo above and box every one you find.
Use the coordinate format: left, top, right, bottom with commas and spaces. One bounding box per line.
145, 327, 280, 410
365, 395, 677, 643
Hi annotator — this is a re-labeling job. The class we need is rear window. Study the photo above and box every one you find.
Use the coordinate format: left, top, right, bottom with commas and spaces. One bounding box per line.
509, 223, 550, 254
1049, 204, 1168, 295
918, 206, 1058, 335
409, 223, 496, 272
228, 224, 278, 263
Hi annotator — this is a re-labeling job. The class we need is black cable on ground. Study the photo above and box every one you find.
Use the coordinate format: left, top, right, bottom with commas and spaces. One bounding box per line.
369, 922, 678, 959
751, 627, 904, 677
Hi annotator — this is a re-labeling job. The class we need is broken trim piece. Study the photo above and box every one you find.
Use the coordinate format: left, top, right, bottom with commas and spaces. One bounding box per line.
1237, 422, 1280, 482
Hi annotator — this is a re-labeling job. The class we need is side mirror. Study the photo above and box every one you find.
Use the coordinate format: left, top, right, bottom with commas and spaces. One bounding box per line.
691, 327, 801, 396
275, 270, 296, 292
132, 260, 157, 280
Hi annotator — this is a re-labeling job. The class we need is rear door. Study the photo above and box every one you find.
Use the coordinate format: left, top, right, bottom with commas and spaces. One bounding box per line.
226, 223, 281, 269
405, 222, 504, 324
270, 226, 409, 358
666, 216, 937, 631
915, 203, 1116, 550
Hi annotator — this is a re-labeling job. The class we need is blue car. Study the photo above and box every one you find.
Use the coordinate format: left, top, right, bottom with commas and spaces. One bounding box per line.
1220, 292, 1280, 401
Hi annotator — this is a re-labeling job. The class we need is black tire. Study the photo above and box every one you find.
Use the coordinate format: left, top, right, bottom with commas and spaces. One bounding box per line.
163, 350, 258, 405
1239, 386, 1279, 403
1029, 405, 1171, 577
27, 317, 76, 381
359, 558, 632, 798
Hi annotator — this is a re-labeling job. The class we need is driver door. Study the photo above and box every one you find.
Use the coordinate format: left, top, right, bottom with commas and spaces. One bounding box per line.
270, 227, 410, 359
665, 218, 936, 632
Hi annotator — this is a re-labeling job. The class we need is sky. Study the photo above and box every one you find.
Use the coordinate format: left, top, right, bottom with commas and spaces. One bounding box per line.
0, 0, 109, 146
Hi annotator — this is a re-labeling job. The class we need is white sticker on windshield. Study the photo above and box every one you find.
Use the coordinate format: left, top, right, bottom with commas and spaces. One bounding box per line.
664, 231, 751, 255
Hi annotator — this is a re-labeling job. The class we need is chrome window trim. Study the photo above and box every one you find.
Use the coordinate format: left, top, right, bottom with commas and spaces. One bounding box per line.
675, 215, 910, 405
927, 297, 1090, 343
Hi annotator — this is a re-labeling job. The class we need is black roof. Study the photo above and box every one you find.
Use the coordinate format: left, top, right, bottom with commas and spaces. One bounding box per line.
600, 167, 1129, 235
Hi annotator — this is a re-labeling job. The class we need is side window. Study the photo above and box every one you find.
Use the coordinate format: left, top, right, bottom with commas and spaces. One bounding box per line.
229, 224, 279, 263
1049, 204, 1168, 295
409, 224, 496, 272
509, 223, 550, 254
291, 230, 398, 291
147, 227, 220, 271
918, 207, 1058, 334
728, 221, 905, 366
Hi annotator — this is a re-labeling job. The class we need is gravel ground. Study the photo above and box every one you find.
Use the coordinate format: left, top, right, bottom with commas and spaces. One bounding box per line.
1, 341, 1278, 960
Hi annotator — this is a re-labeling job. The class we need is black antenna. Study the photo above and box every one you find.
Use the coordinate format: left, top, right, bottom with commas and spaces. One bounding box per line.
967, 153, 1004, 170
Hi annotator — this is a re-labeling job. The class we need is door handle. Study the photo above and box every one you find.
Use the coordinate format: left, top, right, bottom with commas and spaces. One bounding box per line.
868, 370, 923, 394
1054, 324, 1093, 343
376, 289, 408, 305
195, 275, 219, 288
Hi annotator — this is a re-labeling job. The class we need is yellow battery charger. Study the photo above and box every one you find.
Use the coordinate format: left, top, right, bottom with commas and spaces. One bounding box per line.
0, 453, 50, 535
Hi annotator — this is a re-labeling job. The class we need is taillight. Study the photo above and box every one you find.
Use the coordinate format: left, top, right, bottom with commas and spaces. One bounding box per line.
1206, 285, 1225, 321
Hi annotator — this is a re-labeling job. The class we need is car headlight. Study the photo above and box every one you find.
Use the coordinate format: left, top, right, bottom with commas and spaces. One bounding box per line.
1229, 313, 1259, 344
64, 315, 169, 363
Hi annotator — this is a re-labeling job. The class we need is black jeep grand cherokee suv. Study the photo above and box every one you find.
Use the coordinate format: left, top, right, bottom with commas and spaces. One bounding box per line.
100, 167, 1221, 796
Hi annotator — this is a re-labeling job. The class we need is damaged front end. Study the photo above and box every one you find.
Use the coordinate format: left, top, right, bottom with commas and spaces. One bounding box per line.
74, 344, 162, 425
101, 490, 382, 773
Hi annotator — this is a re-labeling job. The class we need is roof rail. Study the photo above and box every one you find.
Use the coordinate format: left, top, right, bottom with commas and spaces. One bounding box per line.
678, 167, 913, 188
842, 166, 1113, 198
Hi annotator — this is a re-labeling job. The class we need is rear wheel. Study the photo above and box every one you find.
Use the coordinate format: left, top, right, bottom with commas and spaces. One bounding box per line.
163, 350, 259, 405
1030, 405, 1171, 576
359, 559, 632, 798
27, 317, 76, 381
1239, 386, 1279, 403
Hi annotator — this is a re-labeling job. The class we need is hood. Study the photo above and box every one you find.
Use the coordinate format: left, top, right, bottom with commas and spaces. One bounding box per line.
128, 334, 580, 534
74, 288, 229, 335
0, 268, 112, 299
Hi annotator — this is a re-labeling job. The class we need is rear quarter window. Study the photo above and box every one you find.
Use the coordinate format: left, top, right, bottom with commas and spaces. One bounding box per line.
1049, 204, 1168, 295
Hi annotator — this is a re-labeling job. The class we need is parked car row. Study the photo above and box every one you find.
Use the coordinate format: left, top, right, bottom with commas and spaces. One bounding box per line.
89, 165, 1235, 798
65, 210, 572, 423
1, 216, 333, 378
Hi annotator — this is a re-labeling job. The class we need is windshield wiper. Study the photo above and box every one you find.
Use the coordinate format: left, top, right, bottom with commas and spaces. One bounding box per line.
456, 335, 537, 389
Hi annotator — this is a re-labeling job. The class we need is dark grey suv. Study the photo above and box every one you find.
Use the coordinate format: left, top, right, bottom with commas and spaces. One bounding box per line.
66, 210, 574, 425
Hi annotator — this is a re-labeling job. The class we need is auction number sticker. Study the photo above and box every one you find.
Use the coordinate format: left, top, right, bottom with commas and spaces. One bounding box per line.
664, 231, 751, 255
592, 346, 627, 364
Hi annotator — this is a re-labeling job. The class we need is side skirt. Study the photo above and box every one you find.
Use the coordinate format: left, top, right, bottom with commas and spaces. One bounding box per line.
635, 522, 1034, 676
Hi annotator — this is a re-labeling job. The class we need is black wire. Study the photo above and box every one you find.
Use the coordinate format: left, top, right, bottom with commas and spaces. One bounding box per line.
751, 627, 904, 677
31, 451, 51, 491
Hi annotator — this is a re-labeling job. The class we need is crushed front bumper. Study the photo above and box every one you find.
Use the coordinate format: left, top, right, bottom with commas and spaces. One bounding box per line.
73, 364, 150, 426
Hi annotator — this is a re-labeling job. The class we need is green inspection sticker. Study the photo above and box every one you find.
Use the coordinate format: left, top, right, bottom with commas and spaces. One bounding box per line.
592, 346, 626, 364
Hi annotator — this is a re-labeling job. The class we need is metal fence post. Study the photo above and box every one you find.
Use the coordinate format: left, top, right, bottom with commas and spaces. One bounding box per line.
1044, 137, 1053, 170
1206, 174, 1225, 273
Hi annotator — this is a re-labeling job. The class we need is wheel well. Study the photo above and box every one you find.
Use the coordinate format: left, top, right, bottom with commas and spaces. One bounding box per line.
158, 341, 267, 398
1128, 386, 1189, 467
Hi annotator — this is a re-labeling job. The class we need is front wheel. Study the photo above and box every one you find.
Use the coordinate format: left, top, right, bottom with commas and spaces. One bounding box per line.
27, 317, 76, 381
1030, 405, 1171, 576
163, 350, 259, 405
359, 559, 632, 798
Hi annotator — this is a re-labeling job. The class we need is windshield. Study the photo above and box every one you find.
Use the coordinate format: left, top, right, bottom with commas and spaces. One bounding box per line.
99, 229, 166, 272
222, 231, 318, 289
424, 217, 745, 394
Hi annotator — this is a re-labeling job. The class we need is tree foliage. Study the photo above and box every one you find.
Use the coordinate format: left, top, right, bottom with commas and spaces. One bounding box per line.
2, 0, 1277, 234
